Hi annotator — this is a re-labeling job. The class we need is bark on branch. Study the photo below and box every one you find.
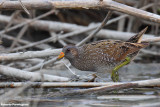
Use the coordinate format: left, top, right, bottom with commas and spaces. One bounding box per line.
0, 0, 160, 23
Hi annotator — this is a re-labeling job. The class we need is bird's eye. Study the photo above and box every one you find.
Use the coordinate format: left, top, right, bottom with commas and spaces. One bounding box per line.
66, 48, 70, 52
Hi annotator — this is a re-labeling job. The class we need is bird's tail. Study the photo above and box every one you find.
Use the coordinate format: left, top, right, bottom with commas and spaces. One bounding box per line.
127, 26, 148, 43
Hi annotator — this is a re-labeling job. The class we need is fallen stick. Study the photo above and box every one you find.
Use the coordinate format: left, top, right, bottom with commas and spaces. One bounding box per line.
0, 65, 69, 82
0, 78, 159, 88
46, 78, 160, 97
0, 49, 61, 61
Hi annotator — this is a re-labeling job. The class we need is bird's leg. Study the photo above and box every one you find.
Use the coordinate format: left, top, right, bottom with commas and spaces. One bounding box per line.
87, 74, 97, 82
111, 57, 131, 82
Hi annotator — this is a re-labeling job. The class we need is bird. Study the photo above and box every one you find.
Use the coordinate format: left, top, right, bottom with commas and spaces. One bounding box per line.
57, 27, 149, 82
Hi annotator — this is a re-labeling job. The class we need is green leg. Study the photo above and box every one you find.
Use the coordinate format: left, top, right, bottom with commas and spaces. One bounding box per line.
111, 57, 131, 82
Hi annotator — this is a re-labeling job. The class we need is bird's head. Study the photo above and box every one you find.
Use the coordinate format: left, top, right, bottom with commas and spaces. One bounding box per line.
57, 45, 78, 61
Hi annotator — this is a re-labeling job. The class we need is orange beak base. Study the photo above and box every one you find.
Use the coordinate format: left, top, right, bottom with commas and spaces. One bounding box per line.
57, 52, 65, 59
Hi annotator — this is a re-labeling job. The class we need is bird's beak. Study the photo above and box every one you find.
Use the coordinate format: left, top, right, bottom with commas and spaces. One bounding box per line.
57, 52, 65, 59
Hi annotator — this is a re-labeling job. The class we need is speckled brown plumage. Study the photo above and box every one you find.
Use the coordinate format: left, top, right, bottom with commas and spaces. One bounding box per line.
59, 27, 149, 73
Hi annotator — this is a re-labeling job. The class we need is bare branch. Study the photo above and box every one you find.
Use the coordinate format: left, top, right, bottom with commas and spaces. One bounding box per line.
18, 0, 30, 15
0, 0, 160, 23
76, 10, 113, 46
0, 9, 56, 37
2, 34, 51, 50
0, 49, 61, 61
24, 57, 58, 71
0, 77, 160, 88
0, 65, 69, 82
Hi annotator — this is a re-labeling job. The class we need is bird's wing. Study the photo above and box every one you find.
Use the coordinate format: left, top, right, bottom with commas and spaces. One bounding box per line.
110, 41, 148, 61
83, 40, 148, 61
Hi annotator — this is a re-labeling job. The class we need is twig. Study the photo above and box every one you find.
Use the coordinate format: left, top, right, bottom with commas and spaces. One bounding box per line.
0, 3, 154, 44
58, 39, 67, 46
0, 0, 5, 7
0, 77, 159, 101
0, 2, 153, 32
8, 10, 111, 51
10, 25, 29, 49
4, 11, 21, 32
117, 17, 125, 31
76, 10, 113, 46
143, 37, 160, 42
24, 57, 58, 71
2, 34, 50, 50
62, 60, 76, 75
0, 9, 56, 37
0, 33, 160, 61
8, 35, 53, 52
127, 16, 134, 32
0, 82, 35, 102
141, 49, 160, 56
8, 25, 104, 52
18, 0, 30, 15
64, 38, 78, 44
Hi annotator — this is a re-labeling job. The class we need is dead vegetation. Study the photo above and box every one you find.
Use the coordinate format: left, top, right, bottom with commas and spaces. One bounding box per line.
0, 0, 160, 106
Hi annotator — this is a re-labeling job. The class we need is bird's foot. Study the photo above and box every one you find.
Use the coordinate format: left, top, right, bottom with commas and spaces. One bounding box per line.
70, 74, 96, 82
87, 74, 98, 82
111, 57, 131, 82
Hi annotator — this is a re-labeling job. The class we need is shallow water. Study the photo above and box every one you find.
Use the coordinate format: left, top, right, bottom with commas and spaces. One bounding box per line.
5, 63, 160, 107
37, 97, 160, 107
